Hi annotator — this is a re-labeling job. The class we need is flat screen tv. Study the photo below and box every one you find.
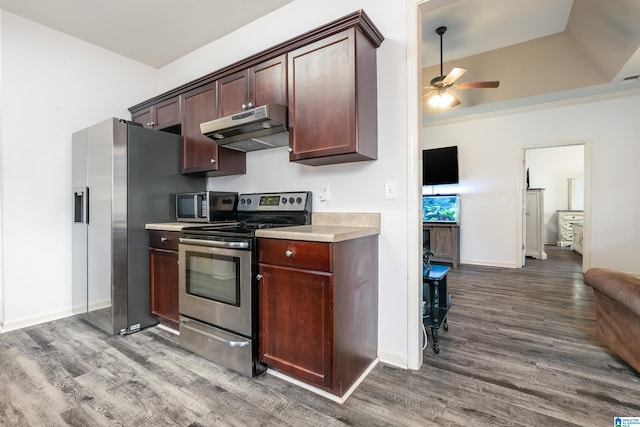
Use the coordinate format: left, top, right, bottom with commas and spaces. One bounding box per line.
422, 194, 460, 224
423, 146, 459, 185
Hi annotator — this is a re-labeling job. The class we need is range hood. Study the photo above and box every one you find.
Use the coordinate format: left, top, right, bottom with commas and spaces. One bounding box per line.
200, 103, 289, 152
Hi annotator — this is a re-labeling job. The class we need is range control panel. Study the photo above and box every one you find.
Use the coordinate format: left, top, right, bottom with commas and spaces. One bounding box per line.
238, 192, 311, 212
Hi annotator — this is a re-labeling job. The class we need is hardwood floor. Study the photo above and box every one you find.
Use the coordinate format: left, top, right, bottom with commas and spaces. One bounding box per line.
1, 246, 639, 426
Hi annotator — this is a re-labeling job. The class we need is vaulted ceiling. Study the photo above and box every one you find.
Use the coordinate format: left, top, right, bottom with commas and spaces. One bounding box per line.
420, 0, 640, 121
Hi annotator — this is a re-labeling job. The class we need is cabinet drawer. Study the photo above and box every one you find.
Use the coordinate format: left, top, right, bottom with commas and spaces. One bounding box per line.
259, 238, 332, 272
148, 230, 179, 251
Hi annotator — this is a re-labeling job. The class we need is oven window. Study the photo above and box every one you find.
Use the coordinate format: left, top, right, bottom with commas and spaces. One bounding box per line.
185, 251, 240, 306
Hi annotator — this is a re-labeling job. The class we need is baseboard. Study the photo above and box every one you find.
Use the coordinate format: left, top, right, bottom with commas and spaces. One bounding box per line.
377, 349, 408, 369
267, 358, 379, 404
0, 309, 73, 334
460, 258, 519, 268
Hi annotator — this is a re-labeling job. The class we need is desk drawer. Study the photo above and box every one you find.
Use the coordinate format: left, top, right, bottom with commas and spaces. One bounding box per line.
258, 238, 332, 272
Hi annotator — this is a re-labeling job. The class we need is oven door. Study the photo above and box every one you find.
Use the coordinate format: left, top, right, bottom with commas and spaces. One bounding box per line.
178, 242, 252, 337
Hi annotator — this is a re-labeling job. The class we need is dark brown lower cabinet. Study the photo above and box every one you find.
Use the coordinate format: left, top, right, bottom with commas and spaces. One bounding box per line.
258, 236, 378, 396
149, 230, 180, 330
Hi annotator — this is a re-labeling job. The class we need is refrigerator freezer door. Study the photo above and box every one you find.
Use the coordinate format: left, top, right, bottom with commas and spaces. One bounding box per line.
72, 129, 88, 317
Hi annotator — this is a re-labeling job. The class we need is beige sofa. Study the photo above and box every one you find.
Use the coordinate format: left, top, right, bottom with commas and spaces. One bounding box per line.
584, 268, 640, 372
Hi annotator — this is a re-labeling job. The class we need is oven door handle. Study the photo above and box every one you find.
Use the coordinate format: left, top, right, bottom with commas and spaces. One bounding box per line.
179, 237, 249, 249
180, 320, 250, 348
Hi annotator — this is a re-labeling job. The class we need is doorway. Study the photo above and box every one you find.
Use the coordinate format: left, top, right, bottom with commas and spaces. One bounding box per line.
522, 142, 590, 272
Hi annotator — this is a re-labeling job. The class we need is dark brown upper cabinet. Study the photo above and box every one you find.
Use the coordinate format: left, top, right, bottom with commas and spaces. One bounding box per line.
287, 27, 380, 166
181, 83, 246, 176
218, 55, 287, 117
128, 10, 383, 171
132, 96, 181, 133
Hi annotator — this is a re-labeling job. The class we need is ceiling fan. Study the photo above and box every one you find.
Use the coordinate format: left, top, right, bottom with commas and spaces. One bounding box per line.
424, 26, 500, 108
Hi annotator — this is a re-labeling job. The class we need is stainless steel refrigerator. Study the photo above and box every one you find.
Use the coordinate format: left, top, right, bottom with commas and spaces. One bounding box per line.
72, 118, 204, 335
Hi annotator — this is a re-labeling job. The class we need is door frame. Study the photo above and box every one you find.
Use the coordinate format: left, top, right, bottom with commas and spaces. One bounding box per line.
518, 141, 592, 272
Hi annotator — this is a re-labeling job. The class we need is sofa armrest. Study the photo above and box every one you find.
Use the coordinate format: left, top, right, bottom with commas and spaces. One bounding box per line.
584, 268, 640, 317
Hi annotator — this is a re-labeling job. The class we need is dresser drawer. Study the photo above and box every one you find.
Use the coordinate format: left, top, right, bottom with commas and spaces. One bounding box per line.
148, 230, 179, 251
258, 238, 332, 272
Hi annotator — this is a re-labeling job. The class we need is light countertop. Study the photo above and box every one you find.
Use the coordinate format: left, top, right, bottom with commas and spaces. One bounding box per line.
145, 222, 203, 232
256, 212, 380, 242
146, 212, 380, 242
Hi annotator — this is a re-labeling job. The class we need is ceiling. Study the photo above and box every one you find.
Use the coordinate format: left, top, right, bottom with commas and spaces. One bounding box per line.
420, 0, 640, 120
1, 0, 639, 120
0, 0, 294, 68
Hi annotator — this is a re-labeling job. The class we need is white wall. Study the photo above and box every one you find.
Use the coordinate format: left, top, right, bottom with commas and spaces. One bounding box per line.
424, 93, 640, 274
158, 1, 412, 365
526, 145, 584, 243
0, 11, 157, 331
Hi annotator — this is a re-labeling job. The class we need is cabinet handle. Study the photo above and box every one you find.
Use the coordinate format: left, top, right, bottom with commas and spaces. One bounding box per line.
285, 250, 293, 257
241, 103, 247, 110
256, 274, 263, 280
287, 147, 293, 153
147, 121, 156, 128
247, 102, 253, 109
160, 237, 168, 242
210, 159, 216, 163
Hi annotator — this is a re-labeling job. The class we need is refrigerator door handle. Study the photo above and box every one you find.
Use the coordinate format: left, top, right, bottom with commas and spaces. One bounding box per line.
73, 187, 89, 224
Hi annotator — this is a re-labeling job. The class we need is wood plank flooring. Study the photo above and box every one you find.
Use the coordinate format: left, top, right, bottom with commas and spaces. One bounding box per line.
1, 246, 639, 426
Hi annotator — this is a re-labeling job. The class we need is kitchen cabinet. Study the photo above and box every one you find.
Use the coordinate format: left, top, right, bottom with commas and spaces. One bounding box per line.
218, 55, 287, 117
423, 224, 460, 268
181, 83, 246, 176
148, 230, 180, 330
525, 189, 547, 260
257, 235, 378, 396
132, 96, 181, 132
287, 26, 381, 166
128, 11, 383, 168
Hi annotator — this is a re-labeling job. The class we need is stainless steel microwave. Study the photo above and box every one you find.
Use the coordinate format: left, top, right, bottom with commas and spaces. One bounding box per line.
175, 191, 238, 223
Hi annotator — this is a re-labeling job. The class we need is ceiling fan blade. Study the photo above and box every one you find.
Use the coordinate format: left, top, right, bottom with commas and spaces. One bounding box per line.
455, 81, 500, 89
442, 67, 467, 85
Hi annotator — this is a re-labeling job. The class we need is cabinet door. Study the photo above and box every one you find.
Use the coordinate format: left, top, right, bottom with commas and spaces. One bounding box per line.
218, 70, 249, 117
153, 97, 181, 130
258, 264, 333, 388
132, 107, 153, 128
287, 29, 377, 165
182, 83, 219, 172
149, 248, 179, 325
250, 55, 286, 108
430, 227, 454, 259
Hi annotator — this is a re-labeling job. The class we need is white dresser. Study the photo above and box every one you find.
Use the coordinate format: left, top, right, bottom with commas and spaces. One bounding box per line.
572, 222, 584, 254
556, 210, 584, 247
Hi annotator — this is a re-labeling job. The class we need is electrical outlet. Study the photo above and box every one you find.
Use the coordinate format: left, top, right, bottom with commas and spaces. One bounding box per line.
319, 185, 330, 201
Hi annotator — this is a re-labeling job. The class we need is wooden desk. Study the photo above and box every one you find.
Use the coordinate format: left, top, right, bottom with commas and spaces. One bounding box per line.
423, 265, 451, 354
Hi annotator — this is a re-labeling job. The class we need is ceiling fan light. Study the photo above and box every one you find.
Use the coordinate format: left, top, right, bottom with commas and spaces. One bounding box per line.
428, 92, 455, 108
428, 94, 442, 107
440, 92, 454, 107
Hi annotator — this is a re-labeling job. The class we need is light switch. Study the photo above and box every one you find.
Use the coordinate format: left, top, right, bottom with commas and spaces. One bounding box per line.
384, 181, 397, 200
319, 185, 330, 201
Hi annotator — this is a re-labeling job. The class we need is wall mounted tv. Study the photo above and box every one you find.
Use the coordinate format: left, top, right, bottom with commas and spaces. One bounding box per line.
422, 194, 460, 224
422, 146, 459, 186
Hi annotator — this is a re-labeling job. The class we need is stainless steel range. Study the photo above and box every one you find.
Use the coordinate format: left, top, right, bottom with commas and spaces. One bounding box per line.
178, 191, 312, 376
